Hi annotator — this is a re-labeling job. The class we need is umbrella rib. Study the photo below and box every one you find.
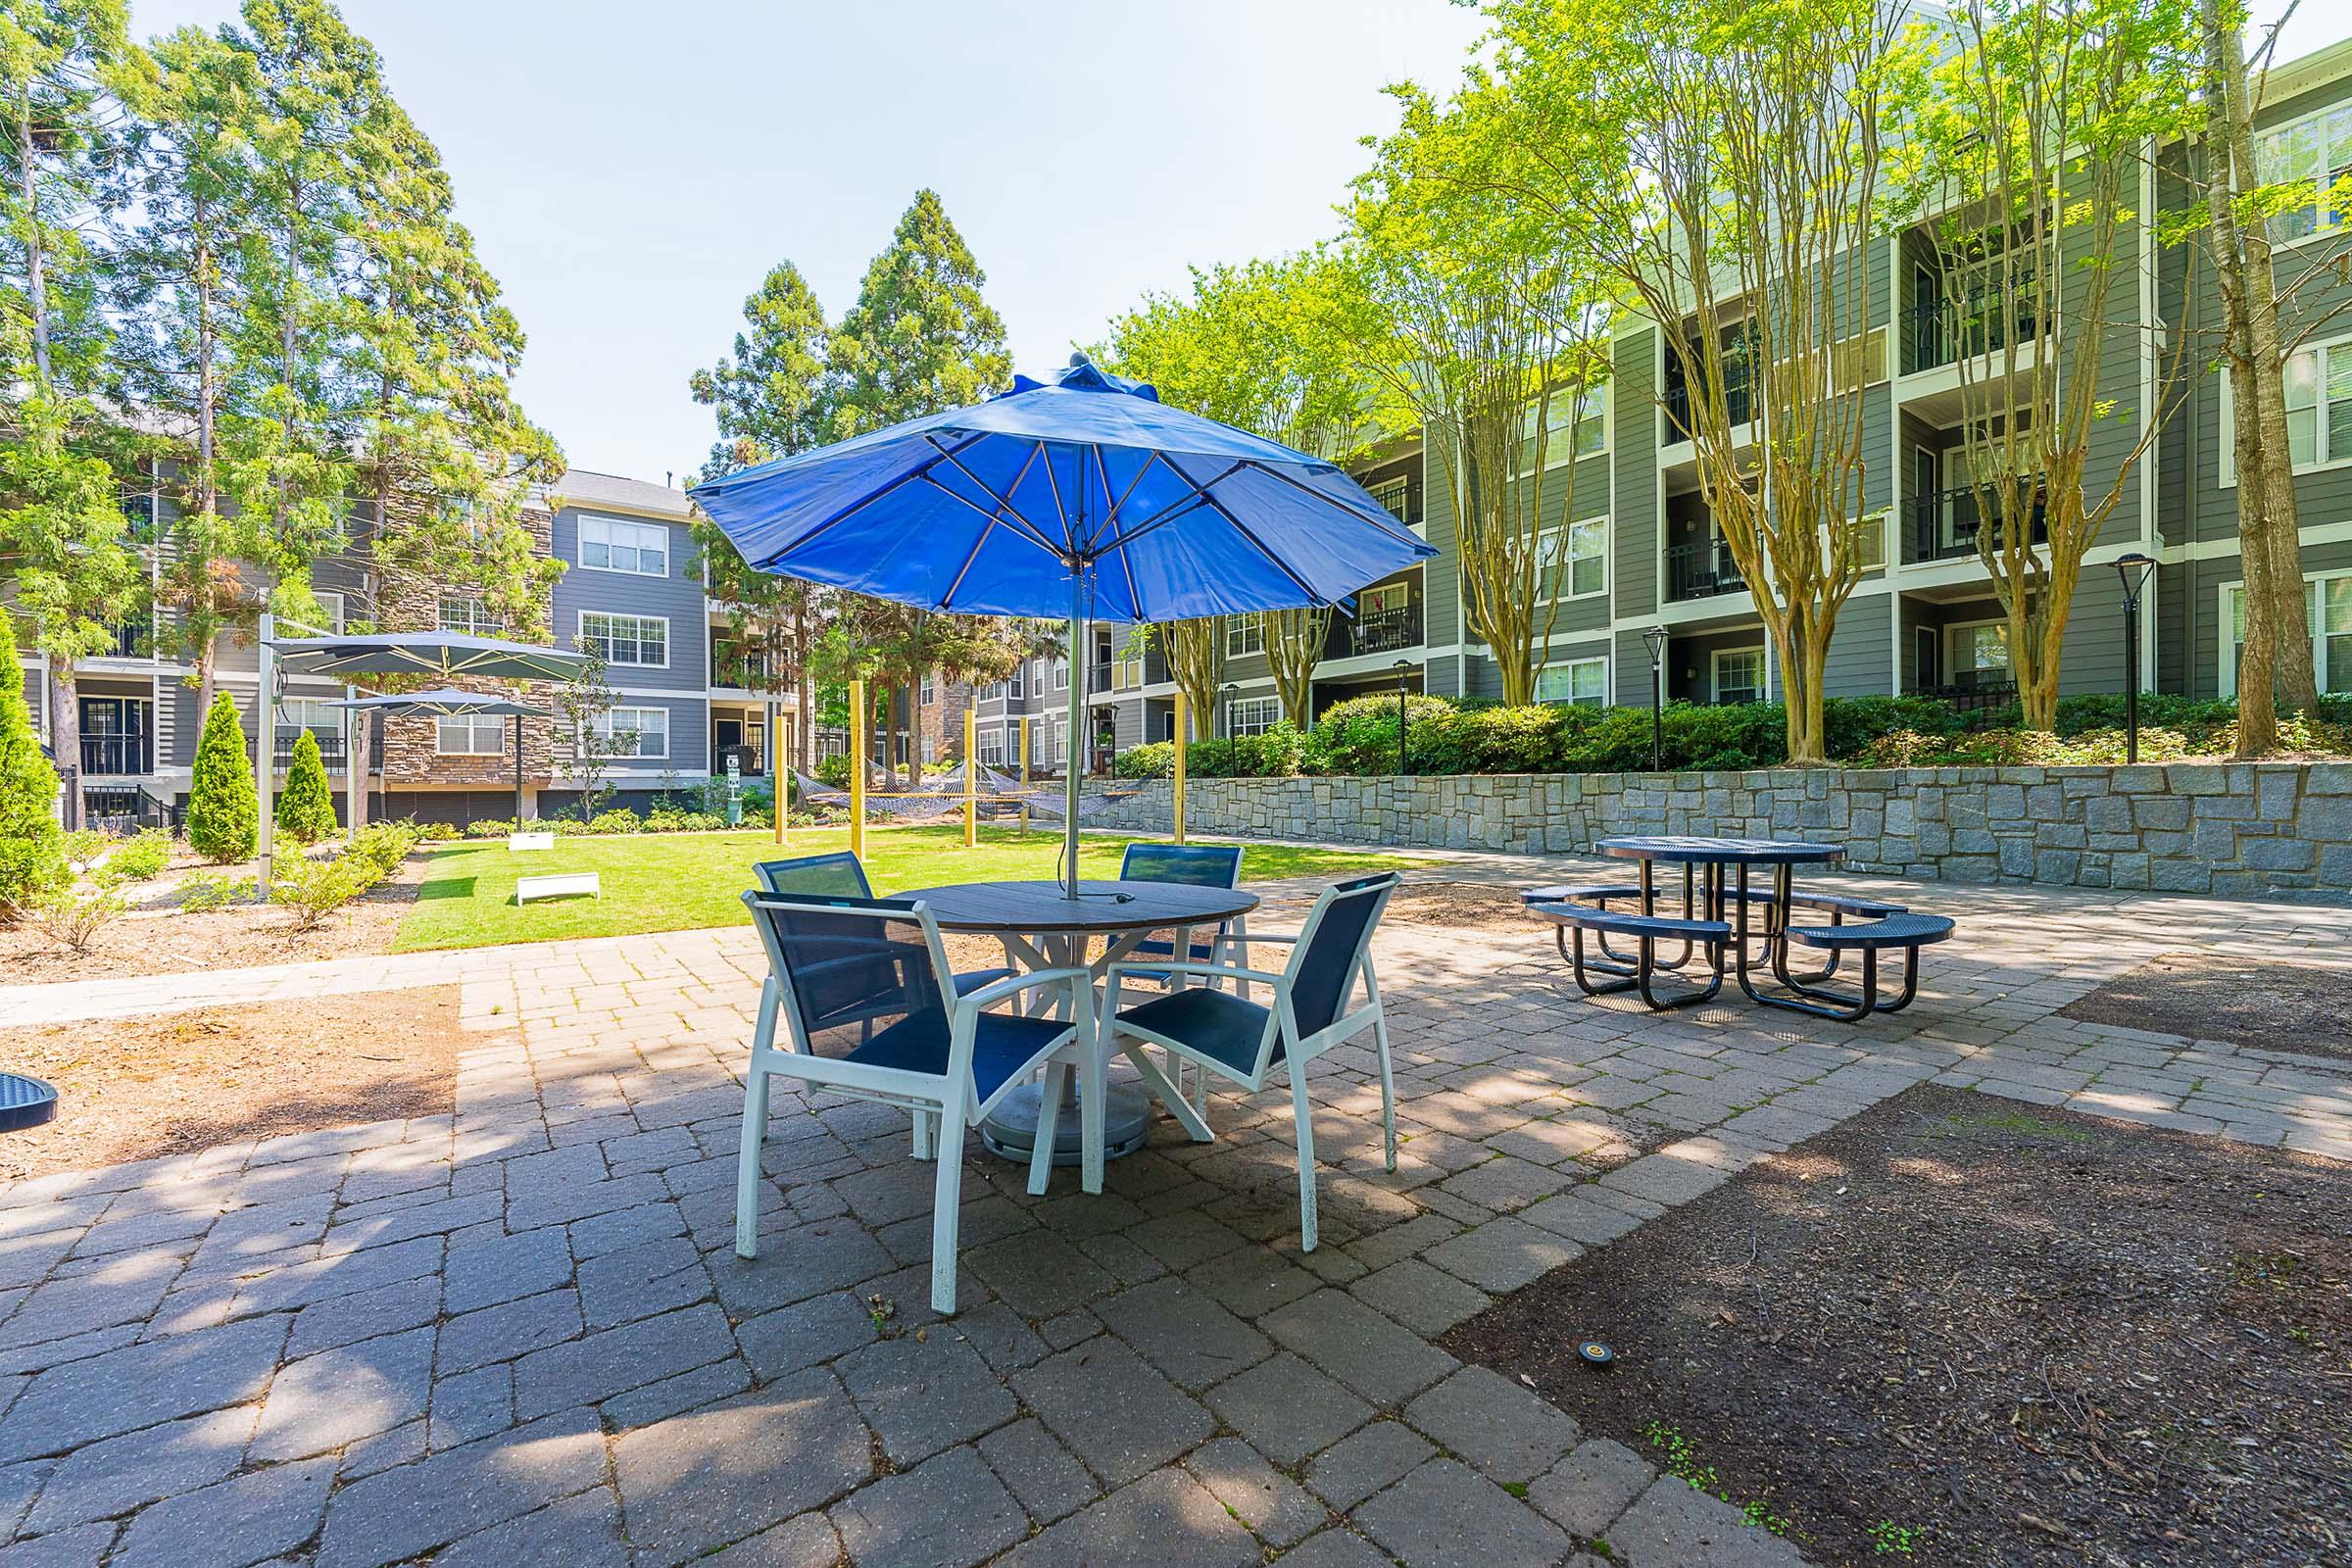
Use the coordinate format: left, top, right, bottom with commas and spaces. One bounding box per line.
760, 429, 992, 570
924, 438, 1066, 561
1096, 447, 1149, 621
1156, 453, 1331, 608
1239, 461, 1433, 553
1040, 443, 1077, 558
934, 443, 1052, 608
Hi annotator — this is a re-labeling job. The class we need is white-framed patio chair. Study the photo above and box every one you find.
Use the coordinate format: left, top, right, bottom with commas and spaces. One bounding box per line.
735, 889, 1095, 1314
1113, 841, 1250, 1114
1102, 871, 1401, 1252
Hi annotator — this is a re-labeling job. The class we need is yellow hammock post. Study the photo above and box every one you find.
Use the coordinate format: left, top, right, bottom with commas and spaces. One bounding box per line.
772, 707, 787, 845
1017, 720, 1030, 837
1172, 690, 1188, 846
849, 677, 866, 862
962, 708, 977, 849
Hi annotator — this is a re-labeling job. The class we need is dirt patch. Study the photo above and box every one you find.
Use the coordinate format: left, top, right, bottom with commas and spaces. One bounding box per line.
0, 986, 483, 1182
2060, 953, 2352, 1062
1445, 1085, 2352, 1568
1376, 881, 1531, 929
0, 854, 422, 983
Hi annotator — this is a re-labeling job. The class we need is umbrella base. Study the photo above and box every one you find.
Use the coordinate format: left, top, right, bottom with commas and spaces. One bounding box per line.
979, 1081, 1152, 1165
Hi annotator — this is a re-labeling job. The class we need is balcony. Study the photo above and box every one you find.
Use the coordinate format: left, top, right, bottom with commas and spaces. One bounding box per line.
1664, 538, 1746, 604
1358, 473, 1423, 530
1905, 287, 2037, 374
1906, 481, 2046, 564
1661, 364, 1752, 445
1089, 662, 1114, 694
79, 733, 152, 776
99, 621, 143, 660
273, 727, 348, 767
1325, 601, 1422, 661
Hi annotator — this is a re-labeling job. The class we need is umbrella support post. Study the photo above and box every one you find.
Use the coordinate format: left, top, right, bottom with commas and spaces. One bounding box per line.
848, 679, 866, 863
1173, 691, 1187, 845
963, 710, 977, 849
1063, 578, 1085, 899
256, 613, 276, 896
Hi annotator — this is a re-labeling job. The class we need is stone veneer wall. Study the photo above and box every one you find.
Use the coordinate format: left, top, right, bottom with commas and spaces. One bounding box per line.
1082, 763, 2352, 900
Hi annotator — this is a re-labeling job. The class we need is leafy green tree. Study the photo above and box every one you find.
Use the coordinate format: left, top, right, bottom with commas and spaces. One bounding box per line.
0, 623, 64, 910
273, 722, 332, 841
829, 189, 1012, 437
1, 0, 148, 826
185, 687, 256, 861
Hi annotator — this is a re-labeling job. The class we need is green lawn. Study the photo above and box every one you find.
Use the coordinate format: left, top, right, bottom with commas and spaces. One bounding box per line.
391, 824, 1427, 953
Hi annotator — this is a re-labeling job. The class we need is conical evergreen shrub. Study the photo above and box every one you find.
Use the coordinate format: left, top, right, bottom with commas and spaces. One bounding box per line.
275, 728, 336, 844
186, 691, 258, 863
0, 632, 65, 910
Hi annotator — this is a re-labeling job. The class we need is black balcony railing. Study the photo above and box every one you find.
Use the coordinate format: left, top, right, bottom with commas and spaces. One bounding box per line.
1661, 362, 1754, 445
79, 733, 151, 776
1089, 662, 1114, 693
1907, 677, 2019, 714
1905, 287, 2038, 373
1664, 538, 1746, 603
102, 620, 143, 659
1906, 481, 2047, 564
1352, 603, 1420, 656
273, 727, 347, 767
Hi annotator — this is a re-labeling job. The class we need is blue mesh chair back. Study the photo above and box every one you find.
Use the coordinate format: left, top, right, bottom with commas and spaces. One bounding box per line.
755, 851, 873, 900
1119, 842, 1244, 888
748, 892, 950, 1064
1286, 873, 1398, 1041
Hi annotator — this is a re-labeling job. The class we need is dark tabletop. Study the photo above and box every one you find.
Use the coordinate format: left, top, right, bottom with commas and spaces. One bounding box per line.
895, 879, 1259, 935
1596, 836, 1845, 865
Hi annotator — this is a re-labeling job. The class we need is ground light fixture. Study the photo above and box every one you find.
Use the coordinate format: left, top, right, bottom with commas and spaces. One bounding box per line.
2114, 552, 2156, 764
1394, 660, 1415, 775
1642, 624, 1670, 771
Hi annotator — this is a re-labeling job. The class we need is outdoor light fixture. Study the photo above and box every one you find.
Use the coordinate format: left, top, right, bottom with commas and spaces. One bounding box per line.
1393, 659, 1415, 775
1221, 682, 1240, 741
2114, 552, 2156, 764
1642, 625, 1670, 771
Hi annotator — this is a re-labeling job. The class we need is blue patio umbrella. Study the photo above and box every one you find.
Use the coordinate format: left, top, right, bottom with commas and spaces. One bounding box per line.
693, 354, 1437, 894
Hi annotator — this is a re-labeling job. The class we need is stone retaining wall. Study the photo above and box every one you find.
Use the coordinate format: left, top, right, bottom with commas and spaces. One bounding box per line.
1085, 763, 2352, 900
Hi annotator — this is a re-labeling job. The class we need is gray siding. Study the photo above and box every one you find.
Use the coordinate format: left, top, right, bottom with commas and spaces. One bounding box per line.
549, 508, 708, 693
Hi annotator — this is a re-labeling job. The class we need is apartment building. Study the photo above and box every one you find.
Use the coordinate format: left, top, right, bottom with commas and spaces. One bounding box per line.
15, 467, 799, 828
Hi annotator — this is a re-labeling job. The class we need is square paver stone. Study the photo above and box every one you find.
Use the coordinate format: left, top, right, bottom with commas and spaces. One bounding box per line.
836, 1332, 1016, 1467
1606, 1475, 1811, 1567
962, 1230, 1115, 1319
318, 1408, 608, 1568
1527, 1438, 1656, 1537
1093, 1276, 1272, 1392
1351, 1457, 1573, 1568
1348, 1259, 1493, 1338
996, 1468, 1258, 1568
1400, 1366, 1581, 1485
827, 1445, 1028, 1568
1010, 1337, 1215, 1488
0, 1313, 286, 1462
1302, 1420, 1434, 1513
1261, 1289, 1456, 1408
977, 1417, 1099, 1525
1420, 1218, 1582, 1295
112, 1454, 335, 1568
1184, 1436, 1328, 1547
1201, 1352, 1373, 1467
612, 1372, 874, 1568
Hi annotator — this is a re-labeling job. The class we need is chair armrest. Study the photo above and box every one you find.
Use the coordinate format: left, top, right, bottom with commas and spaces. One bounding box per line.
956, 966, 1092, 1011
1106, 958, 1286, 988
1217, 930, 1300, 946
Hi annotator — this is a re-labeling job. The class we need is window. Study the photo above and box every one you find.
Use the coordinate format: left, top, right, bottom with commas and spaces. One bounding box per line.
1517, 388, 1605, 471
578, 514, 669, 576
2273, 339, 2352, 471
919, 675, 935, 706
1544, 516, 1607, 598
979, 728, 1006, 766
588, 706, 667, 760
1536, 656, 1607, 708
439, 594, 498, 635
579, 611, 666, 667
1009, 662, 1025, 700
2223, 574, 2352, 696
311, 591, 345, 633
1226, 614, 1263, 658
436, 713, 508, 756
1712, 647, 1766, 705
280, 697, 341, 737
1228, 695, 1282, 737
2256, 103, 2352, 243
1946, 621, 2012, 688
1052, 659, 1069, 691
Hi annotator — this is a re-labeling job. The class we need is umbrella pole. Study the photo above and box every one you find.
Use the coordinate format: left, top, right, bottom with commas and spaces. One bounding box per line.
513, 714, 523, 823
1064, 574, 1084, 898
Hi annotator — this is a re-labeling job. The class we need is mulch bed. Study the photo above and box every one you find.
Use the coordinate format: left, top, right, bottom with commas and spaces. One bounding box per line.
2060, 953, 2352, 1063
1377, 881, 1532, 929
0, 986, 484, 1183
1445, 1084, 2352, 1568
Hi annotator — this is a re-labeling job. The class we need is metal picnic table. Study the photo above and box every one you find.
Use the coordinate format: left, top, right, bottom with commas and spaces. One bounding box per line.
1595, 835, 1844, 1004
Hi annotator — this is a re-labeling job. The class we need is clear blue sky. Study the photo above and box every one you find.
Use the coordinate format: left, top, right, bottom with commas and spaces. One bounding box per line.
126, 0, 1488, 487
126, 1, 2337, 490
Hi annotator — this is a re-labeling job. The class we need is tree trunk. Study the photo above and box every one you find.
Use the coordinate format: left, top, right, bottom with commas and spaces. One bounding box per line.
48, 670, 81, 831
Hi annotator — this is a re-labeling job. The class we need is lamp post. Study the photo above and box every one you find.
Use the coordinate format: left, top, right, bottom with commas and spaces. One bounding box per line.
1393, 660, 1414, 775
2114, 552, 2156, 764
1642, 625, 1669, 772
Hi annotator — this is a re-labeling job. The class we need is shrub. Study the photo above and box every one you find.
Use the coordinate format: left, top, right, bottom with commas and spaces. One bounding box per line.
346, 820, 421, 881
60, 828, 110, 875
1308, 692, 1460, 774
110, 829, 172, 881
272, 853, 369, 931
274, 729, 337, 843
177, 870, 254, 912
416, 822, 459, 841
465, 817, 517, 839
0, 632, 63, 912
1408, 704, 1568, 775
815, 753, 853, 788
1114, 741, 1174, 779
643, 807, 688, 832
588, 808, 641, 834
22, 879, 127, 954
186, 692, 259, 863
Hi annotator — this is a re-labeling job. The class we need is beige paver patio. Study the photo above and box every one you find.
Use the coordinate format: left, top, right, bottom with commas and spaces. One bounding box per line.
0, 852, 2344, 1566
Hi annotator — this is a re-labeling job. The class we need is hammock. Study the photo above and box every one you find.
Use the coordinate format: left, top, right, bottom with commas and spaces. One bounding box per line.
792, 761, 1143, 823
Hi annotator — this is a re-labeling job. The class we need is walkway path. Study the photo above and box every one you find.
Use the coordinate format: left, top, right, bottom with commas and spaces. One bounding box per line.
0, 858, 2344, 1567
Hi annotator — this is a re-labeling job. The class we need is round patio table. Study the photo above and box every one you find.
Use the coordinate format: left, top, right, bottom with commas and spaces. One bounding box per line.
896, 879, 1260, 1165
1595, 836, 1844, 1001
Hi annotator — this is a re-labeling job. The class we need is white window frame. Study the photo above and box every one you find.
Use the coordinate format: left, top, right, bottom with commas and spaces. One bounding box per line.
310, 591, 345, 633
919, 675, 935, 706
978, 728, 1005, 766
577, 611, 668, 669
1536, 655, 1608, 708
1052, 659, 1069, 692
2254, 100, 2352, 247
2218, 334, 2352, 486
1553, 515, 1608, 600
438, 593, 498, 636
280, 696, 342, 737
2219, 570, 2352, 697
1227, 694, 1283, 737
577, 514, 670, 577
1225, 614, 1263, 658
1514, 386, 1608, 475
1009, 662, 1025, 700
436, 712, 509, 757
588, 705, 668, 760
1711, 646, 1767, 705
1944, 617, 2015, 681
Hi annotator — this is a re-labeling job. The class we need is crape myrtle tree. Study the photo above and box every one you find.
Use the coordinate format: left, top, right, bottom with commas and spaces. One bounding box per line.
1159, 617, 1225, 743
0, 0, 148, 828
2179, 0, 2352, 756
1105, 250, 1392, 728
1332, 73, 1612, 710
1886, 0, 2199, 732
1491, 0, 1897, 762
